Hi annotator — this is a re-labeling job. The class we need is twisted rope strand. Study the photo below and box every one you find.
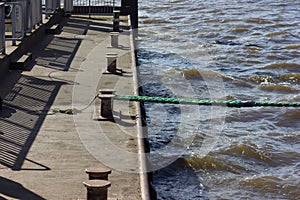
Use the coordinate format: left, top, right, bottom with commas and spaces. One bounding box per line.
114, 95, 300, 108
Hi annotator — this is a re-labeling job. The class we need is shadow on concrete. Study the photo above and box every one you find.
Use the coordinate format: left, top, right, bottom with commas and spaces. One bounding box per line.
0, 176, 46, 199
0, 73, 65, 170
27, 17, 91, 72
0, 16, 114, 171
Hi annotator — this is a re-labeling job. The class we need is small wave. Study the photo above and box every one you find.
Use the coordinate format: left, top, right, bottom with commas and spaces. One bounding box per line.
219, 143, 274, 164
263, 63, 300, 72
204, 19, 221, 23
226, 109, 279, 123
232, 80, 253, 88
231, 27, 249, 33
277, 74, 300, 83
280, 110, 300, 121
182, 68, 234, 81
281, 132, 300, 145
270, 23, 298, 28
221, 18, 240, 23
222, 35, 237, 40
246, 18, 271, 24
270, 3, 288, 7
170, 0, 186, 3
182, 68, 205, 79
249, 75, 274, 84
266, 55, 288, 60
259, 84, 297, 93
240, 175, 300, 197
168, 16, 182, 20
141, 19, 169, 24
284, 45, 300, 49
236, 59, 263, 64
206, 9, 223, 14
274, 110, 300, 127
265, 31, 287, 37
186, 155, 248, 174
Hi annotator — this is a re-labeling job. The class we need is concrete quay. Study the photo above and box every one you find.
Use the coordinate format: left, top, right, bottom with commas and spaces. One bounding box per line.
0, 13, 144, 200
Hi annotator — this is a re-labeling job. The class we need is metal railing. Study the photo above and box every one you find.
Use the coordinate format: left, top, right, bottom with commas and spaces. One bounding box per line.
73, 0, 117, 6
31, 0, 42, 28
7, 0, 42, 32
0, 3, 5, 54
5, 2, 25, 45
44, 0, 60, 18
13, 0, 32, 33
72, 0, 121, 15
64, 0, 73, 13
4, 0, 43, 47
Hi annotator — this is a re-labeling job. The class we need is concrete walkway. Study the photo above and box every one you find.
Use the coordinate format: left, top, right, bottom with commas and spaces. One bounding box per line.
0, 15, 141, 200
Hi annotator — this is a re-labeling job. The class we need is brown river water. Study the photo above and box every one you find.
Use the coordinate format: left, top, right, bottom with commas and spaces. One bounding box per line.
137, 0, 299, 199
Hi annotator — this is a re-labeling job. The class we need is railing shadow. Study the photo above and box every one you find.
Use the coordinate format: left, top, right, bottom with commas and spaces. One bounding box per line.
0, 14, 118, 170
0, 176, 46, 200
28, 17, 90, 71
0, 74, 65, 170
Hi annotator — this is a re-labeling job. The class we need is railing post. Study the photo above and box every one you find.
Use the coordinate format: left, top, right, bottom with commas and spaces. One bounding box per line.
45, 0, 60, 18
6, 3, 25, 46
31, 0, 42, 28
0, 3, 5, 55
24, 0, 32, 33
64, 0, 73, 16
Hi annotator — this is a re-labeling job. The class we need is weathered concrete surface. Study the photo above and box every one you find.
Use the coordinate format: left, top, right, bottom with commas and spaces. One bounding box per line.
0, 15, 141, 200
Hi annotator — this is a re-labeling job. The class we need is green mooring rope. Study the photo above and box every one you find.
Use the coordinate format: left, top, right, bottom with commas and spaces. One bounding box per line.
113, 95, 300, 108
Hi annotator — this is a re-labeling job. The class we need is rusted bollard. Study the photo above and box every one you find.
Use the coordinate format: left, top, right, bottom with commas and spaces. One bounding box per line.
108, 32, 119, 48
86, 167, 112, 180
105, 53, 118, 74
83, 180, 111, 200
97, 89, 115, 120
98, 94, 115, 120
113, 19, 120, 32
